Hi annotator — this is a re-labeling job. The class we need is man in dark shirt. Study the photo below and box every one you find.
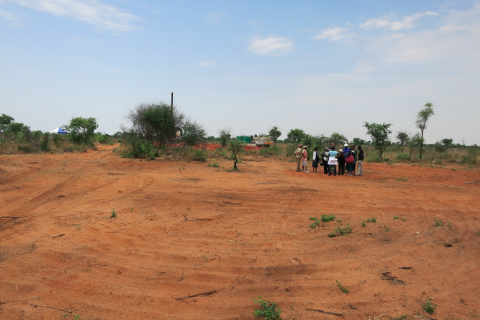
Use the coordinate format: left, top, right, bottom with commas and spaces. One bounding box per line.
356, 145, 365, 176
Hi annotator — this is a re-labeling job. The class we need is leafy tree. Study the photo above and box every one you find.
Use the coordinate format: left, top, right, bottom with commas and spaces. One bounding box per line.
407, 133, 424, 160
64, 117, 98, 145
415, 102, 435, 159
364, 122, 392, 158
181, 120, 206, 147
218, 128, 232, 148
6, 122, 29, 139
314, 134, 329, 148
126, 102, 185, 149
353, 137, 367, 146
441, 138, 453, 147
286, 129, 305, 145
228, 140, 244, 170
329, 132, 347, 147
0, 114, 14, 133
268, 126, 281, 150
396, 131, 409, 146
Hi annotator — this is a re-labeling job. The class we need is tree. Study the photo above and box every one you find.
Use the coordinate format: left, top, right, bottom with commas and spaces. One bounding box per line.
415, 102, 435, 159
441, 138, 453, 147
126, 102, 185, 148
353, 138, 367, 146
396, 131, 409, 146
0, 114, 14, 133
286, 129, 305, 145
314, 134, 329, 148
407, 133, 424, 160
180, 120, 206, 156
64, 117, 98, 145
268, 126, 281, 150
329, 132, 347, 147
218, 128, 232, 148
228, 140, 244, 170
364, 122, 392, 159
5, 122, 29, 139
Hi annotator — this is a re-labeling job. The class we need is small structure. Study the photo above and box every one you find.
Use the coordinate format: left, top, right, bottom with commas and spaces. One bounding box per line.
48, 127, 69, 134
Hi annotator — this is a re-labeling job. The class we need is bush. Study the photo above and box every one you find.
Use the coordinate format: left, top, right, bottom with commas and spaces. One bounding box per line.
40, 133, 50, 151
396, 153, 410, 161
367, 154, 382, 162
253, 296, 281, 320
191, 149, 207, 162
123, 132, 154, 158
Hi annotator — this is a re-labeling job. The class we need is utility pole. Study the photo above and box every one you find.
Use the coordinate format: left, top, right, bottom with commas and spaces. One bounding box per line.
171, 92, 174, 142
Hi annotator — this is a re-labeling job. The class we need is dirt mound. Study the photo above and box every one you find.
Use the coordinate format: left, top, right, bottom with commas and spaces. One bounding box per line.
1, 147, 479, 319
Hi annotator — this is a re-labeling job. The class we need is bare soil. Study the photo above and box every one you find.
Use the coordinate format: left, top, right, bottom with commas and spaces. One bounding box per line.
1, 145, 479, 320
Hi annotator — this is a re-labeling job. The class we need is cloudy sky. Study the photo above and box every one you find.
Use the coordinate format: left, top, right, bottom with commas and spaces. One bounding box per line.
1, 0, 479, 144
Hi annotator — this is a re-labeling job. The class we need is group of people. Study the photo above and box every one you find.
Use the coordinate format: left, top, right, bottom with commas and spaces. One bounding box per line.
295, 143, 365, 176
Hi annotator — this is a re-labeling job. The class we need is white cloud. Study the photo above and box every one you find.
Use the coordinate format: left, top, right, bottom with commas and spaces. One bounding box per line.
313, 27, 348, 40
0, 7, 21, 25
425, 11, 439, 16
360, 13, 424, 30
248, 36, 294, 56
199, 60, 215, 67
3, 0, 140, 31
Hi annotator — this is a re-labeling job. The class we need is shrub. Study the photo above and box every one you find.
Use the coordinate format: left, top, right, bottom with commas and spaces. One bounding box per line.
336, 280, 349, 293
321, 214, 335, 222
191, 149, 207, 162
421, 300, 437, 314
253, 296, 281, 320
396, 153, 410, 161
40, 133, 50, 152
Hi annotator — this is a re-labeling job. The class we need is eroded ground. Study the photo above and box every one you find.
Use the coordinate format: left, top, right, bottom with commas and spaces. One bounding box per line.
1, 145, 480, 320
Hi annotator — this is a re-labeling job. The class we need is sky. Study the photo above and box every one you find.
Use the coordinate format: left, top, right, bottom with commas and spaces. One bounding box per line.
1, 0, 479, 145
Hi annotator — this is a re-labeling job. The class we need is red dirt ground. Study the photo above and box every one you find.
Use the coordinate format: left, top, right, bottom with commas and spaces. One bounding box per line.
1, 145, 479, 320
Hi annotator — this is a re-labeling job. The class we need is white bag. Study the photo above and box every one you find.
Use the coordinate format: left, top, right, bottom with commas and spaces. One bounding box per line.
328, 157, 338, 165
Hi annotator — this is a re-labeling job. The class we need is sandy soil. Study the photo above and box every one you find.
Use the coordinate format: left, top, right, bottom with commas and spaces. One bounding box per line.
1, 145, 479, 320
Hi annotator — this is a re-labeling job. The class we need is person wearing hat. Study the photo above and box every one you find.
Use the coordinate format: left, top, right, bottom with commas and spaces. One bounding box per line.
294, 144, 303, 172
321, 147, 330, 174
301, 146, 309, 173
337, 149, 346, 176
343, 143, 350, 156
312, 147, 320, 173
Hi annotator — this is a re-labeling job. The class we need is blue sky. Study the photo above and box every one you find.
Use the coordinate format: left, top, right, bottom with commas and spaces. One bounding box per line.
1, 0, 479, 144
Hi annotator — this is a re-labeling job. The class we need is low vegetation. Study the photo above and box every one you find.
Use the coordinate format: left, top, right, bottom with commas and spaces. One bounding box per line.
253, 296, 281, 320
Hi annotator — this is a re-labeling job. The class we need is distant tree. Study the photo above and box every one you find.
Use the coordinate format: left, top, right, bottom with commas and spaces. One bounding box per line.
415, 102, 435, 159
441, 138, 453, 147
5, 122, 29, 139
329, 132, 347, 148
314, 134, 329, 148
0, 114, 14, 133
218, 128, 232, 148
286, 129, 305, 145
364, 122, 392, 159
228, 140, 244, 170
181, 120, 206, 147
268, 126, 282, 150
64, 117, 98, 145
353, 137, 367, 146
206, 136, 217, 142
396, 131, 410, 146
407, 133, 424, 160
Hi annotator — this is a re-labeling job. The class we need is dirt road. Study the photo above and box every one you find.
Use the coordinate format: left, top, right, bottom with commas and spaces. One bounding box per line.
1, 145, 479, 319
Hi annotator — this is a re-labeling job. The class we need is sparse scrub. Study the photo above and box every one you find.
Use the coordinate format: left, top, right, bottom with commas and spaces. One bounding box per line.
321, 214, 335, 222
253, 296, 281, 320
111, 209, 117, 218
207, 162, 219, 168
366, 217, 377, 223
329, 223, 352, 237
421, 300, 437, 314
434, 219, 443, 227
336, 280, 349, 293
397, 177, 408, 181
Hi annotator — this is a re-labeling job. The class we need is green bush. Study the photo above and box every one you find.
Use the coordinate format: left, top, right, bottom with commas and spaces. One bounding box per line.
191, 149, 207, 162
396, 153, 410, 161
40, 133, 50, 151
367, 154, 382, 162
253, 296, 281, 320
321, 214, 335, 222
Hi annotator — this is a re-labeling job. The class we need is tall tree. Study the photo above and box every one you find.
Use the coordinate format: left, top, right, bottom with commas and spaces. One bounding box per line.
268, 126, 281, 150
0, 114, 14, 133
286, 129, 305, 145
364, 122, 392, 159
415, 102, 435, 159
407, 133, 424, 160
64, 117, 98, 145
228, 140, 244, 170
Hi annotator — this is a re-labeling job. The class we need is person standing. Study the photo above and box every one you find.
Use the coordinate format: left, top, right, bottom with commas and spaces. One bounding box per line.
345, 149, 354, 176
328, 147, 338, 176
337, 149, 346, 176
343, 143, 350, 156
302, 146, 309, 173
312, 147, 319, 173
350, 144, 357, 174
322, 147, 330, 174
294, 144, 302, 172
356, 145, 365, 176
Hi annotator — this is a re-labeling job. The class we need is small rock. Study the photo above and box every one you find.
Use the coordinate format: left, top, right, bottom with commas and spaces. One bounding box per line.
444, 243, 453, 247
